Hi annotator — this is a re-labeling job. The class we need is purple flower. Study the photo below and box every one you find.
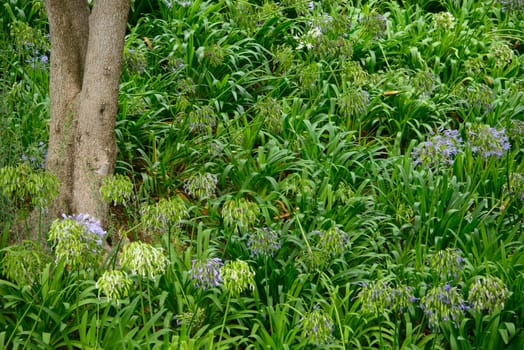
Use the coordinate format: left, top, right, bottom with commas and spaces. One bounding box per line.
421, 284, 467, 331
247, 227, 281, 257
429, 248, 465, 281
466, 124, 511, 159
313, 226, 351, 256
63, 213, 106, 245
497, 0, 524, 12
189, 258, 223, 289
460, 83, 495, 112
300, 306, 334, 345
412, 128, 463, 168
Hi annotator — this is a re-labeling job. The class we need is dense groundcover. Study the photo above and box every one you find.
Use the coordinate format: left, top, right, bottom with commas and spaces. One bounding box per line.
1, 0, 523, 348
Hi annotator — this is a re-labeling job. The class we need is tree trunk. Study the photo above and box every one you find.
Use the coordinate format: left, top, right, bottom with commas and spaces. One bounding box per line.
45, 0, 130, 227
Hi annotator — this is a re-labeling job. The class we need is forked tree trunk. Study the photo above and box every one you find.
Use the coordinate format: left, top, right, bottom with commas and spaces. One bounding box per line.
45, 0, 130, 226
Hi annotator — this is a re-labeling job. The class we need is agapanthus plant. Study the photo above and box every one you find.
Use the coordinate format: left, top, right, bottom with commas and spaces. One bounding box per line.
313, 226, 351, 256
48, 214, 107, 269
1, 241, 45, 286
189, 257, 223, 289
222, 198, 259, 233
465, 124, 511, 159
468, 275, 509, 314
183, 172, 218, 200
432, 12, 455, 30
412, 128, 463, 168
247, 227, 281, 258
140, 196, 189, 234
96, 270, 133, 303
421, 284, 468, 331
300, 306, 334, 346
119, 241, 169, 279
100, 174, 134, 206
429, 248, 465, 282
221, 259, 255, 295
357, 280, 417, 315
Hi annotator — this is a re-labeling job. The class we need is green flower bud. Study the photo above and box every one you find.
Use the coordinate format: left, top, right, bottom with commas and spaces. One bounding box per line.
221, 260, 255, 295
140, 196, 189, 234
300, 306, 334, 346
96, 270, 133, 303
100, 174, 134, 206
429, 248, 464, 281
1, 241, 44, 286
468, 275, 509, 314
421, 284, 467, 331
120, 241, 169, 279
48, 214, 106, 269
222, 198, 259, 233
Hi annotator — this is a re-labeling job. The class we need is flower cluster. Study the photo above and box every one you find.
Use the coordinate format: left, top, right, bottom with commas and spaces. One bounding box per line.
221, 260, 256, 295
338, 88, 370, 118
357, 280, 416, 315
357, 280, 395, 314
247, 227, 281, 258
48, 214, 107, 269
300, 307, 334, 345
183, 172, 218, 200
21, 141, 47, 170
1, 241, 44, 286
489, 41, 515, 69
202, 43, 225, 67
123, 47, 146, 75
66, 213, 107, 244
359, 12, 387, 39
164, 0, 192, 9
391, 285, 417, 313
294, 27, 322, 51
140, 196, 189, 234
308, 13, 336, 35
175, 308, 206, 328
0, 163, 59, 209
497, 0, 524, 12
96, 270, 133, 303
189, 258, 223, 289
272, 44, 294, 73
421, 284, 467, 330
466, 124, 511, 159
341, 60, 369, 87
508, 119, 524, 141
222, 198, 259, 233
119, 242, 169, 279
412, 128, 463, 168
468, 275, 510, 313
464, 56, 485, 76
411, 70, 436, 97
460, 83, 495, 112
10, 21, 49, 70
429, 248, 464, 281
298, 62, 321, 90
188, 105, 217, 134
255, 96, 284, 134
432, 12, 455, 30
313, 226, 350, 256
100, 174, 134, 206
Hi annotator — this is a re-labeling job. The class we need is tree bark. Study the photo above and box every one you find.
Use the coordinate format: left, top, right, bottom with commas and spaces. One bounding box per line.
45, 0, 130, 227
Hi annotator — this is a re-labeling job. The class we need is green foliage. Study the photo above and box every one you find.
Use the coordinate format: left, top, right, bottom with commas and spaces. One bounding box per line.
1, 0, 523, 348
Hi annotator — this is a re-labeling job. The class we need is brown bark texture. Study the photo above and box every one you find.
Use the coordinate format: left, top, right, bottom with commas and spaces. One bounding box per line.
45, 0, 130, 226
